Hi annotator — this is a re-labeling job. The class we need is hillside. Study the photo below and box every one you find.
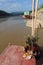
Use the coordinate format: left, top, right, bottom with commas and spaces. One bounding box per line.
0, 10, 11, 18
38, 4, 43, 13
0, 10, 24, 18
39, 4, 43, 9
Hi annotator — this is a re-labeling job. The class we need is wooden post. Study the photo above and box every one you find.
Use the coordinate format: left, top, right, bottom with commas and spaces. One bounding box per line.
31, 0, 35, 51
32, 0, 35, 37
34, 0, 38, 36
31, 0, 38, 51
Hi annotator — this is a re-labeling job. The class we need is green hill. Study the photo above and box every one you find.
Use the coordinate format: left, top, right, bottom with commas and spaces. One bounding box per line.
0, 10, 11, 18
38, 4, 43, 10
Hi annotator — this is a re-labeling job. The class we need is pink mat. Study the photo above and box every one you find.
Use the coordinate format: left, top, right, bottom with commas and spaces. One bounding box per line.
0, 45, 36, 65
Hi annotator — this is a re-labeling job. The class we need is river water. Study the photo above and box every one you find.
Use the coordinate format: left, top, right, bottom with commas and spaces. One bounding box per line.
0, 16, 43, 53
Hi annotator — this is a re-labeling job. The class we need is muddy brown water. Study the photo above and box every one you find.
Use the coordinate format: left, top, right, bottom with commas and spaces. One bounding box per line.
0, 16, 43, 53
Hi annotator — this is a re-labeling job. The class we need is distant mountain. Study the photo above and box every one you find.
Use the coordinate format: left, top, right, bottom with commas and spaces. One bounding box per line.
11, 12, 24, 16
0, 10, 24, 18
0, 10, 11, 18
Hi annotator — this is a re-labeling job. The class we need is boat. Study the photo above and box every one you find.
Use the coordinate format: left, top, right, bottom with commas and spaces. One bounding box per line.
0, 45, 36, 65
22, 11, 32, 19
0, 0, 40, 65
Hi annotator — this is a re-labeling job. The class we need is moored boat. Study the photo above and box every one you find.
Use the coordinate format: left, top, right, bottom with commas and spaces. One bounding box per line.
22, 11, 34, 19
0, 45, 36, 65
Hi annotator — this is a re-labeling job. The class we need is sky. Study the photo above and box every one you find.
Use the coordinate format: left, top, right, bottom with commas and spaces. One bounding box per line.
0, 0, 43, 13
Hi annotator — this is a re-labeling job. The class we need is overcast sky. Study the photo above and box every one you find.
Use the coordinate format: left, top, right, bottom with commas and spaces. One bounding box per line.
0, 0, 43, 12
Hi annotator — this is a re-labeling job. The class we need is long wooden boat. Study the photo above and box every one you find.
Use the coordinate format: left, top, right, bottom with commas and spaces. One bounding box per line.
0, 45, 36, 65
22, 15, 32, 19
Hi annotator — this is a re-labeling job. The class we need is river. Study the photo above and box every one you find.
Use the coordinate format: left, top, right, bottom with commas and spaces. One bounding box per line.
0, 16, 43, 53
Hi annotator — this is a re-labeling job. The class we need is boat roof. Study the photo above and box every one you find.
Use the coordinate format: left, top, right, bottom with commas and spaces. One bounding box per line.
0, 45, 36, 65
24, 11, 29, 15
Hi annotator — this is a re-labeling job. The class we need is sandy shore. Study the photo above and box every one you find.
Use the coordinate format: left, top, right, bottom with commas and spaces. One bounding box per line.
25, 12, 43, 28
24, 11, 43, 47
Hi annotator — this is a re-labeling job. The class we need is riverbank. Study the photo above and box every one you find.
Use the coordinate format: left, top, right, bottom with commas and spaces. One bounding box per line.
24, 11, 43, 47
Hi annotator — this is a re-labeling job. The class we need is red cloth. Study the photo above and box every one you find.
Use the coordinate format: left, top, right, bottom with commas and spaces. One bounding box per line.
0, 45, 36, 65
